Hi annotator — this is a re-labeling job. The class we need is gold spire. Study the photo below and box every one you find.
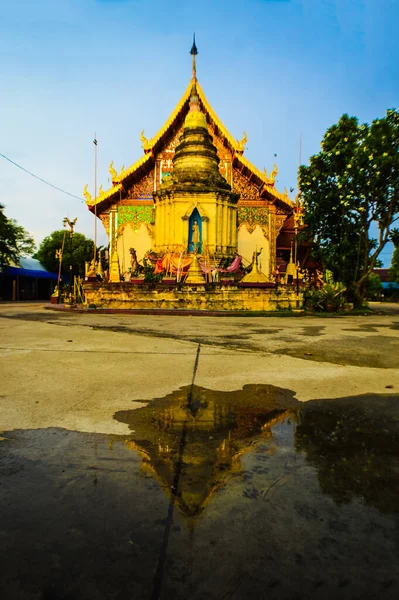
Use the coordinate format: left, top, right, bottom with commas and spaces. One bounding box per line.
190, 33, 198, 80
185, 254, 206, 284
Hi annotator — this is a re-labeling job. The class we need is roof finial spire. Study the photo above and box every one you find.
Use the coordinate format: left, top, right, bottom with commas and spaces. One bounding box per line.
190, 33, 198, 80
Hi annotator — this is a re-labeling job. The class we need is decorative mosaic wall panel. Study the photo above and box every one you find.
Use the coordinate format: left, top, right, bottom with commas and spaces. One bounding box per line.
238, 206, 269, 236
118, 205, 154, 229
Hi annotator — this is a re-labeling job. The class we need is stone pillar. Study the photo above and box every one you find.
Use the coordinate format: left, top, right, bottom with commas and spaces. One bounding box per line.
222, 201, 228, 253
109, 208, 120, 282
215, 200, 220, 253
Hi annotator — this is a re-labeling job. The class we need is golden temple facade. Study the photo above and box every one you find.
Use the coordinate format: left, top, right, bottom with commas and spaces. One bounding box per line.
85, 48, 296, 280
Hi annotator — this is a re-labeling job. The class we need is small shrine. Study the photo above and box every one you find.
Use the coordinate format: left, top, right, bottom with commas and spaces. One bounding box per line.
83, 39, 306, 311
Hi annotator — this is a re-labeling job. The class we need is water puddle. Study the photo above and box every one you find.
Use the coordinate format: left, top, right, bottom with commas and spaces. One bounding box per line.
114, 384, 299, 516
1, 389, 399, 598
114, 386, 399, 516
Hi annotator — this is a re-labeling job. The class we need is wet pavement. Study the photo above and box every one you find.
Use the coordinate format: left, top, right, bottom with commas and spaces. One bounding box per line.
0, 303, 399, 599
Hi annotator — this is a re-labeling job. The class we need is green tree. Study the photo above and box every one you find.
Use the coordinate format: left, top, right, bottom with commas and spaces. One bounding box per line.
389, 230, 399, 283
365, 273, 383, 299
0, 204, 35, 269
299, 109, 399, 304
34, 230, 95, 277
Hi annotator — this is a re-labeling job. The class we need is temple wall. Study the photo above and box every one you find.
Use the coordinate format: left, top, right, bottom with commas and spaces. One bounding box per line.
117, 223, 152, 275
84, 282, 302, 312
238, 225, 270, 275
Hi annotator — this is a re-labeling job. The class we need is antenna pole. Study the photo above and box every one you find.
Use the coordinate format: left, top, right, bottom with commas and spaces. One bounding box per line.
298, 132, 302, 169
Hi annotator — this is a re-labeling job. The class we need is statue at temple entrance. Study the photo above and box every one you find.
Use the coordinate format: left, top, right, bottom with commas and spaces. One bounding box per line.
192, 220, 200, 251
188, 209, 202, 253
129, 248, 144, 276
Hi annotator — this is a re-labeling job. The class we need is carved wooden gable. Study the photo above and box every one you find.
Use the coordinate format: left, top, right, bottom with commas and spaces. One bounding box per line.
233, 169, 263, 205
207, 121, 234, 183
122, 117, 276, 216
154, 125, 184, 187
126, 169, 154, 201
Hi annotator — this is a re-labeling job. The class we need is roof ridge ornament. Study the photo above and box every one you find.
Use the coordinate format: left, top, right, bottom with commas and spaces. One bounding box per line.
236, 131, 247, 153
190, 33, 198, 80
109, 161, 118, 183
269, 163, 278, 185
140, 129, 152, 152
83, 184, 92, 204
262, 164, 279, 186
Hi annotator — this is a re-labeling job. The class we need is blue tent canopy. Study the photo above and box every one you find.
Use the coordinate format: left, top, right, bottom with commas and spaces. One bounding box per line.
5, 266, 59, 280
3, 257, 61, 280
381, 281, 399, 290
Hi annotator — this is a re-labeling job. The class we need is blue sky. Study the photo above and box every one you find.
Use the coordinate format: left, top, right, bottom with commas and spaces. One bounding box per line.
1, 0, 398, 265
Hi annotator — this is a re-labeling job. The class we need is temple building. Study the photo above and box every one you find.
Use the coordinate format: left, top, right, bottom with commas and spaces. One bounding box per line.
84, 42, 297, 279
83, 41, 303, 310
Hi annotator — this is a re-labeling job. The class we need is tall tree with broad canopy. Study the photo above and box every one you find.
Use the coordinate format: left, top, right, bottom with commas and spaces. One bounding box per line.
0, 204, 36, 269
299, 109, 399, 304
389, 230, 399, 283
34, 230, 95, 277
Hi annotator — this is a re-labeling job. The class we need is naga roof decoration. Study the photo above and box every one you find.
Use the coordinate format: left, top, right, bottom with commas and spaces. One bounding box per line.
86, 78, 294, 211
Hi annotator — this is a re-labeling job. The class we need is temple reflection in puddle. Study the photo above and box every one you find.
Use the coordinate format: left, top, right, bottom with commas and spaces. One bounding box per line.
114, 388, 399, 517
114, 384, 299, 517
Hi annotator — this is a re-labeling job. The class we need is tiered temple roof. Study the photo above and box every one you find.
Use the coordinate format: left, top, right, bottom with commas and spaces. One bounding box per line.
86, 78, 294, 214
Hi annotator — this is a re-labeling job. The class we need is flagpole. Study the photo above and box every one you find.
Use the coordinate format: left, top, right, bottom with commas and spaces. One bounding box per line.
94, 134, 98, 260
295, 132, 302, 305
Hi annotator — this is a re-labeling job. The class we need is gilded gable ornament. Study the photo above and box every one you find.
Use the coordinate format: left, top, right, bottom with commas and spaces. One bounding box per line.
236, 131, 248, 153
276, 213, 287, 235
83, 184, 92, 204
269, 163, 278, 185
109, 161, 118, 182
140, 130, 152, 151
99, 185, 104, 196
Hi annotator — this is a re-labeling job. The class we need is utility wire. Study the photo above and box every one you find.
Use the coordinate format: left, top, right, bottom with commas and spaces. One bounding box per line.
0, 152, 85, 202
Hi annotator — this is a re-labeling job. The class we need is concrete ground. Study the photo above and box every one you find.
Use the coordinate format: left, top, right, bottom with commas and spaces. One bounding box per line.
0, 302, 399, 599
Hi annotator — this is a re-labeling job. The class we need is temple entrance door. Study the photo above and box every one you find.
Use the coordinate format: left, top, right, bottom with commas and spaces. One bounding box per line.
188, 208, 202, 253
